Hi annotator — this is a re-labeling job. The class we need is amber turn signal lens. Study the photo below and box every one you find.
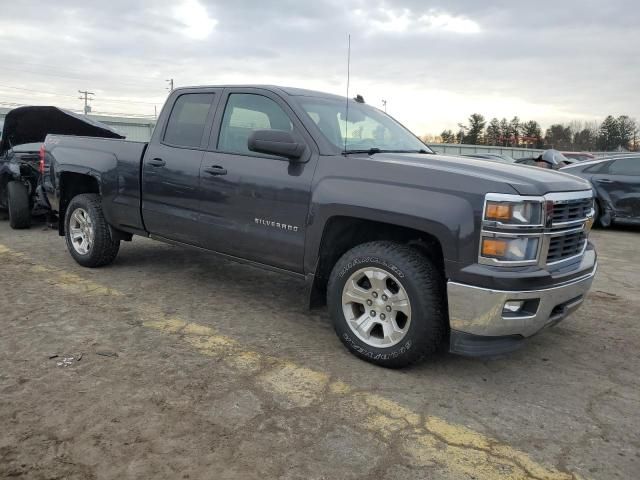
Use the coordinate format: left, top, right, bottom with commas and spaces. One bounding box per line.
481, 238, 508, 257
485, 203, 512, 221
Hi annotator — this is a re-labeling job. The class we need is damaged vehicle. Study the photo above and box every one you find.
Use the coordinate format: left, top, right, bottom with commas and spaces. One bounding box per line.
561, 154, 640, 227
0, 106, 124, 229
515, 149, 578, 170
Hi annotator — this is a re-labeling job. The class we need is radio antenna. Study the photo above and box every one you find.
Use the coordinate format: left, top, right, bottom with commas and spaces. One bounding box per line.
344, 34, 351, 154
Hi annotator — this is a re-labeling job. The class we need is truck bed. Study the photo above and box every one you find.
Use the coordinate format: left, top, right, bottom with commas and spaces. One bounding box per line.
44, 135, 148, 233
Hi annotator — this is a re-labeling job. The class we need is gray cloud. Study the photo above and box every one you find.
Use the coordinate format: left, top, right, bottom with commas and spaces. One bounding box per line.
1, 0, 638, 133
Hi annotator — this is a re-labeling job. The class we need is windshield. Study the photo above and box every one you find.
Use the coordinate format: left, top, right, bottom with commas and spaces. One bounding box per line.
296, 97, 432, 153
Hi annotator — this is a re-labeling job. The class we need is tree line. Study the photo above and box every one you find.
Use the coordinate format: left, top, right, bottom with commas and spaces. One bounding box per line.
435, 114, 639, 152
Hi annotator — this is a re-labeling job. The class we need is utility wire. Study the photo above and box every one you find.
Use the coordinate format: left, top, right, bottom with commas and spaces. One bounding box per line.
0, 83, 163, 106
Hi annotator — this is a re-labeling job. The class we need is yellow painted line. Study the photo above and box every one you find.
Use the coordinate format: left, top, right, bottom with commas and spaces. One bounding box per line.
0, 243, 585, 480
0, 246, 121, 297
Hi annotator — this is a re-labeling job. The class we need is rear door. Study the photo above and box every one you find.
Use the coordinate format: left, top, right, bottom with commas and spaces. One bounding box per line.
594, 157, 640, 219
197, 88, 317, 272
142, 90, 220, 244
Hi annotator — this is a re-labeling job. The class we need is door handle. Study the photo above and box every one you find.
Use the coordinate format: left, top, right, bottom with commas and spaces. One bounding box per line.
597, 178, 614, 183
148, 158, 166, 167
204, 165, 227, 176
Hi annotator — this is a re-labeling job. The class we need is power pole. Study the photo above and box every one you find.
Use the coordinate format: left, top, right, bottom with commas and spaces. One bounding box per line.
381, 99, 387, 113
166, 78, 174, 92
78, 90, 94, 115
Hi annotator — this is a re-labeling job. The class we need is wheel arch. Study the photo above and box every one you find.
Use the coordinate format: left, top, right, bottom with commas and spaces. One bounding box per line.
58, 172, 100, 235
307, 215, 448, 308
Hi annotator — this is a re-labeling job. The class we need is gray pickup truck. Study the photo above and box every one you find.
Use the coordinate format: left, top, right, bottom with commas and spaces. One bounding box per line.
42, 85, 597, 367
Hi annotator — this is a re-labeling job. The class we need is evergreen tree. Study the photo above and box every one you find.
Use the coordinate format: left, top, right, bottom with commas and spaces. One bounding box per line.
499, 118, 510, 146
522, 120, 542, 148
440, 129, 455, 143
486, 118, 501, 146
597, 116, 620, 151
617, 115, 637, 150
509, 117, 521, 146
463, 113, 486, 145
573, 128, 597, 151
545, 124, 573, 149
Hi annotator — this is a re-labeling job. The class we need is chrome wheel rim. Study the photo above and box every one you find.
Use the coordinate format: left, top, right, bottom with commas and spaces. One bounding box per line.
69, 208, 94, 255
341, 267, 412, 348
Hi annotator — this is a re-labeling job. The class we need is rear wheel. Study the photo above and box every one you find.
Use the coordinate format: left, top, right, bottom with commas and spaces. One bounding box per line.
64, 194, 120, 267
7, 181, 31, 229
327, 241, 446, 368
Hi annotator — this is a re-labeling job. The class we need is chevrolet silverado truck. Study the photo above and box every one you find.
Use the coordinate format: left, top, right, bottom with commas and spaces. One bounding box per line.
42, 86, 597, 367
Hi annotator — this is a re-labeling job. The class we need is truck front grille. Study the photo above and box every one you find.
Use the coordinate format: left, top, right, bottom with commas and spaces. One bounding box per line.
547, 230, 587, 263
544, 192, 593, 266
551, 197, 593, 226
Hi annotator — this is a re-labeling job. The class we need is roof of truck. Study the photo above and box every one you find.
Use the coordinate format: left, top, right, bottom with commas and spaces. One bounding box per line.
173, 85, 345, 100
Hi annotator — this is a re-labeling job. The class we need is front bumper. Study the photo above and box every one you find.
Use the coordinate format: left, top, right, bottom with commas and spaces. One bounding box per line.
447, 254, 596, 355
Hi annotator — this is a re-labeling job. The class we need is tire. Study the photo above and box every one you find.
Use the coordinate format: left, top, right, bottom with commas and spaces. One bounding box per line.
64, 194, 120, 267
327, 241, 446, 368
7, 181, 31, 229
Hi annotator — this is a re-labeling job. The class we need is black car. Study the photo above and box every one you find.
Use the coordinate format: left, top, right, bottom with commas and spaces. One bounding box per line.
561, 155, 640, 227
0, 106, 124, 229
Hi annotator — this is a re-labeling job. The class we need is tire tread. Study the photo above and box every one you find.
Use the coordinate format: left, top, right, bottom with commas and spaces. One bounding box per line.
65, 194, 119, 267
7, 181, 31, 229
327, 241, 446, 368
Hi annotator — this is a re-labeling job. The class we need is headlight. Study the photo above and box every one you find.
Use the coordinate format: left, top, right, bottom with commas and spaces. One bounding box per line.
480, 236, 540, 262
484, 199, 543, 226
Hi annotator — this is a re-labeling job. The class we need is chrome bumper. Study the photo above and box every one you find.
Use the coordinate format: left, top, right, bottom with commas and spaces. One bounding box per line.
447, 262, 597, 338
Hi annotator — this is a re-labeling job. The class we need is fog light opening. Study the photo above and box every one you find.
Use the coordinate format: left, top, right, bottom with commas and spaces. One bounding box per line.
503, 300, 525, 314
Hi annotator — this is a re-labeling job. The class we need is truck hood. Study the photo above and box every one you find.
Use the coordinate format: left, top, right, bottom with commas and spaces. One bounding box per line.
0, 106, 124, 156
373, 152, 591, 196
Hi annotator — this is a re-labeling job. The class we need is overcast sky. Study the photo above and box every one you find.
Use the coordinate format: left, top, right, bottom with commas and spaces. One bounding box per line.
1, 0, 638, 135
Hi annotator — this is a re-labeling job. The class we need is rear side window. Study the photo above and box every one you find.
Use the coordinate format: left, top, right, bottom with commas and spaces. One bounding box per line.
163, 93, 214, 148
218, 94, 293, 155
609, 157, 640, 175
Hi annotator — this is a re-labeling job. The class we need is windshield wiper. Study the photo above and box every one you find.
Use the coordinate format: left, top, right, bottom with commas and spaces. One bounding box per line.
343, 148, 432, 156
343, 148, 382, 155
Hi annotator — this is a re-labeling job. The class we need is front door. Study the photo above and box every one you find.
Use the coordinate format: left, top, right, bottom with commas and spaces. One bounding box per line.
197, 89, 317, 273
142, 90, 219, 244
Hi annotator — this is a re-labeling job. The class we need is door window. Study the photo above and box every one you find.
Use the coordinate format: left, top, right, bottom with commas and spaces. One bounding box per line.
163, 93, 214, 148
609, 157, 640, 175
218, 94, 293, 155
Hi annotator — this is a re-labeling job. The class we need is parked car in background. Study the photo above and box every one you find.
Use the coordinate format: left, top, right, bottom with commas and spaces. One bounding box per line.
561, 155, 640, 227
516, 149, 578, 170
0, 106, 124, 229
562, 152, 596, 162
461, 153, 516, 163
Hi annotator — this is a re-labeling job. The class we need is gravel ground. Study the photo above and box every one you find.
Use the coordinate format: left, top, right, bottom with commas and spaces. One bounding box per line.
0, 219, 638, 480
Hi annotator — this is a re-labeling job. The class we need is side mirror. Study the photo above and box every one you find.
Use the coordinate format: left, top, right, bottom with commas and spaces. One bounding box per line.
248, 129, 306, 161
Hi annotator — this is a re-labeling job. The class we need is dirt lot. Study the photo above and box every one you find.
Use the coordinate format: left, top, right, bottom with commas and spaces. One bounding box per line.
0, 219, 638, 480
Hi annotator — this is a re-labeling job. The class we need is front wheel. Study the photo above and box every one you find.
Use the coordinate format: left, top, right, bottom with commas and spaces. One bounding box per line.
7, 181, 31, 229
327, 241, 446, 368
64, 194, 120, 267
